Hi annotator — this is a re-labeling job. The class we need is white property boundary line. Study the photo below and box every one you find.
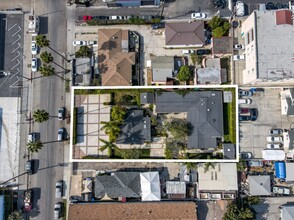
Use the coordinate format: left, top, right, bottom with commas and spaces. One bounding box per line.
70, 85, 239, 163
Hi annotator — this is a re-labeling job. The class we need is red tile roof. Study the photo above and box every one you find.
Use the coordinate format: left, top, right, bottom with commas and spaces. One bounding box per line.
68, 202, 197, 220
276, 10, 293, 25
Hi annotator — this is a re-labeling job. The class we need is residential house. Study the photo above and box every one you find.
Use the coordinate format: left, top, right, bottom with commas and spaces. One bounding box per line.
286, 163, 294, 182
98, 29, 136, 86
281, 89, 294, 115
150, 56, 174, 85
248, 175, 271, 196
280, 203, 294, 220
140, 92, 154, 105
198, 163, 238, 200
241, 9, 294, 84
68, 202, 197, 220
166, 181, 186, 199
155, 91, 224, 149
195, 58, 227, 84
211, 36, 233, 57
165, 22, 205, 48
95, 171, 160, 201
116, 109, 151, 145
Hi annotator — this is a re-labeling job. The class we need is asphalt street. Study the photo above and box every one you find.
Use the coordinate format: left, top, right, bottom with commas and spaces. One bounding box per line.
29, 0, 68, 219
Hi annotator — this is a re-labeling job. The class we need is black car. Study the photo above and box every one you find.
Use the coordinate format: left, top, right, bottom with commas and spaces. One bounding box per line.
239, 115, 251, 121
250, 108, 258, 121
151, 23, 165, 29
196, 49, 211, 55
213, 0, 226, 8
266, 2, 277, 10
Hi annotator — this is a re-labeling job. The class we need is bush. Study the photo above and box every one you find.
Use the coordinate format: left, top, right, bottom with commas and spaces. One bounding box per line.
177, 65, 193, 82
208, 16, 231, 37
72, 107, 78, 145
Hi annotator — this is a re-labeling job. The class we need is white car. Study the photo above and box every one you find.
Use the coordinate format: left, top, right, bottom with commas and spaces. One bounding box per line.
266, 136, 283, 143
31, 41, 38, 55
87, 40, 98, 46
58, 107, 65, 121
54, 203, 61, 219
238, 98, 252, 104
233, 44, 245, 50
266, 143, 282, 149
73, 40, 87, 46
236, 1, 245, 17
31, 58, 37, 72
191, 12, 207, 19
233, 54, 245, 61
55, 181, 63, 198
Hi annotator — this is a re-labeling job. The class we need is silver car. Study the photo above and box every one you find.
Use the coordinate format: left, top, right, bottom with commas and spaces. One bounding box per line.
55, 181, 63, 198
58, 128, 64, 142
54, 203, 61, 219
58, 107, 65, 121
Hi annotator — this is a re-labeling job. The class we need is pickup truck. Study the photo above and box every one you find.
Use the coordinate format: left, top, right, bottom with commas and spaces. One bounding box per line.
273, 186, 291, 195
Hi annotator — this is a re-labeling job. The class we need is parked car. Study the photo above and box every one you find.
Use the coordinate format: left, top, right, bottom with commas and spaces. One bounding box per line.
239, 89, 253, 97
26, 160, 33, 175
182, 49, 193, 54
239, 108, 250, 115
239, 115, 251, 121
73, 40, 87, 46
69, 195, 82, 203
236, 1, 245, 16
151, 23, 165, 29
57, 128, 65, 142
233, 44, 245, 50
250, 108, 258, 121
213, 0, 226, 8
273, 186, 291, 195
54, 203, 61, 219
31, 41, 38, 55
267, 143, 282, 149
240, 152, 253, 159
248, 160, 263, 167
27, 132, 37, 143
266, 2, 277, 10
266, 136, 283, 143
55, 181, 63, 198
238, 98, 252, 104
58, 107, 65, 121
31, 58, 38, 72
83, 16, 92, 21
233, 54, 245, 61
191, 12, 207, 19
87, 40, 97, 46
196, 49, 211, 55
269, 129, 283, 135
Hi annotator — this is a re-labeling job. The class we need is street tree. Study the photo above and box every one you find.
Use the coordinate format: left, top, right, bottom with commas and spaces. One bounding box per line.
33, 109, 49, 123
75, 46, 92, 58
40, 51, 53, 63
39, 64, 55, 77
177, 65, 193, 82
35, 34, 50, 48
99, 138, 119, 157
27, 140, 43, 153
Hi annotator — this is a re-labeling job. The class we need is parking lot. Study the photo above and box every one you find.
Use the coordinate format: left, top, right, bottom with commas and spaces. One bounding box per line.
239, 88, 294, 159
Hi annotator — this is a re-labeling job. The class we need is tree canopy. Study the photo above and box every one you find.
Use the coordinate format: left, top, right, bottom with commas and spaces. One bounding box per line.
35, 34, 50, 48
33, 109, 49, 123
177, 65, 193, 82
208, 16, 231, 38
40, 51, 53, 63
165, 119, 192, 141
27, 140, 43, 153
39, 64, 55, 76
75, 46, 92, 58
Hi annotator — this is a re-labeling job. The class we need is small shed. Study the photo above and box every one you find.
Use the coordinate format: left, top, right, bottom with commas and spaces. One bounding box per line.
166, 181, 186, 199
275, 161, 286, 179
140, 92, 154, 104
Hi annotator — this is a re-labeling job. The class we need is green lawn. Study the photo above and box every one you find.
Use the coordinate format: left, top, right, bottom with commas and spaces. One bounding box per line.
223, 88, 236, 143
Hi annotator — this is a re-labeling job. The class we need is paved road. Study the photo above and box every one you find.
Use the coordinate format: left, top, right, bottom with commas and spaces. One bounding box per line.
29, 0, 68, 219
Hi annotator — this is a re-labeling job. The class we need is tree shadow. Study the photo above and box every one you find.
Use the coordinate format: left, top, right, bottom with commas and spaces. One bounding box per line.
98, 63, 108, 75
98, 53, 106, 63
99, 41, 118, 51
252, 199, 270, 220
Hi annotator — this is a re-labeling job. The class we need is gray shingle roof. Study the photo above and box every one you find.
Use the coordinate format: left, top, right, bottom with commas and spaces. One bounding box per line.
281, 204, 294, 220
249, 175, 271, 196
155, 91, 224, 149
116, 109, 151, 144
223, 144, 236, 159
95, 172, 141, 199
140, 92, 154, 104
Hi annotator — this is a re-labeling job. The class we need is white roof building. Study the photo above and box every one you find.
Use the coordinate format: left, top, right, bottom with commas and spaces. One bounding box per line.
140, 172, 161, 201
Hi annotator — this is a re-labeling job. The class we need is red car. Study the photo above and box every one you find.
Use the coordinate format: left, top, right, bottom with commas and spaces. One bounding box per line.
83, 16, 92, 21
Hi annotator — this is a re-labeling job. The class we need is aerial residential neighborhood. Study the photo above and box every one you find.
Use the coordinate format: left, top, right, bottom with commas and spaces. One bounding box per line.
1, 0, 294, 220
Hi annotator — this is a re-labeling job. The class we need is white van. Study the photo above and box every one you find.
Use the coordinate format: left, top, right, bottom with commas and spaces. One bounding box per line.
238, 98, 252, 104
236, 1, 245, 17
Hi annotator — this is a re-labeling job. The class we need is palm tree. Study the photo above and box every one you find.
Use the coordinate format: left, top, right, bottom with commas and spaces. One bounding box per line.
33, 109, 49, 123
182, 161, 197, 173
35, 34, 50, 48
39, 64, 55, 76
27, 140, 43, 153
100, 121, 121, 135
40, 51, 53, 63
99, 138, 119, 157
204, 162, 216, 173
